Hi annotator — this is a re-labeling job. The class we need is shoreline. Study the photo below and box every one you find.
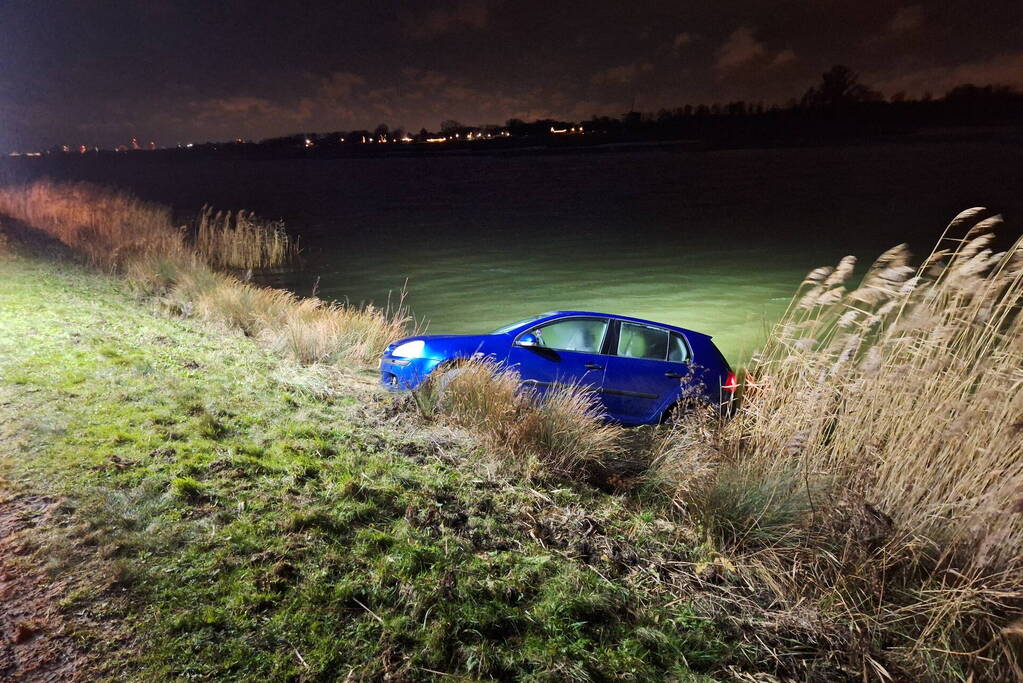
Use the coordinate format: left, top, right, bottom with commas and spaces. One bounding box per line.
6, 124, 1022, 165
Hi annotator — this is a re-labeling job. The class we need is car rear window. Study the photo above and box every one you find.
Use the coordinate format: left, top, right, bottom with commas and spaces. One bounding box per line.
617, 322, 670, 361
668, 332, 690, 362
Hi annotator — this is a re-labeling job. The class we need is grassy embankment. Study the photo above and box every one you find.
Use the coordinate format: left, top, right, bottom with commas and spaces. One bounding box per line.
2, 179, 1022, 680
0, 184, 730, 680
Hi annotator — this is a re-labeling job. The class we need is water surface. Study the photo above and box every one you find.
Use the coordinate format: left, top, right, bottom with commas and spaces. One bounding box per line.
6, 140, 1022, 361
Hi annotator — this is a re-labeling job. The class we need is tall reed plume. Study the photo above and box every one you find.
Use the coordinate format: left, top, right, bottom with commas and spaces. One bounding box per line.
655, 209, 1023, 678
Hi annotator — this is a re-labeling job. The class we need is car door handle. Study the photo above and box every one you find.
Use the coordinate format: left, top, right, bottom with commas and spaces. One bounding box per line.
664, 371, 685, 379
584, 363, 604, 370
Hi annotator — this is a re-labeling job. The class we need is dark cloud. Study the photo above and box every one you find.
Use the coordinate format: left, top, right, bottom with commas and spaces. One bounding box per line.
887, 5, 925, 35
402, 0, 493, 40
672, 32, 693, 51
715, 26, 768, 71
714, 26, 795, 74
770, 49, 797, 69
1, 0, 1021, 151
590, 62, 654, 86
320, 72, 367, 100
869, 51, 1023, 96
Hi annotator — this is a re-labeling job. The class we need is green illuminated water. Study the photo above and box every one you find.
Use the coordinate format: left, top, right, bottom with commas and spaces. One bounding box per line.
8, 139, 1022, 361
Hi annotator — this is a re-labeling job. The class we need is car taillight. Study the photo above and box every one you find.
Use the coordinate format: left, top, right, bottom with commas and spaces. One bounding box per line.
723, 371, 738, 393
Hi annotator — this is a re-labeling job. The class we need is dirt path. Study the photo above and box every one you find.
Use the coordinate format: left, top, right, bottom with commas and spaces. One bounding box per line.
0, 494, 84, 682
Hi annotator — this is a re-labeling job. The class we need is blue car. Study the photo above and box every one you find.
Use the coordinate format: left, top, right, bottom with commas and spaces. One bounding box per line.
379, 311, 736, 426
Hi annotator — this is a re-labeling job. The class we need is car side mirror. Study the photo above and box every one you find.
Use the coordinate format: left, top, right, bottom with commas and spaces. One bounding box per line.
516, 332, 539, 347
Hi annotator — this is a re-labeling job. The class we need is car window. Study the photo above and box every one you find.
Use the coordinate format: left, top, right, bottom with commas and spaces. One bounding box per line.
530, 318, 608, 353
618, 322, 670, 361
668, 332, 690, 363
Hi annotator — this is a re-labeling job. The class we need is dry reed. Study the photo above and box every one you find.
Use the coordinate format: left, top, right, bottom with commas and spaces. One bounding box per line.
0, 179, 189, 269
0, 180, 409, 368
194, 206, 298, 270
655, 209, 1023, 678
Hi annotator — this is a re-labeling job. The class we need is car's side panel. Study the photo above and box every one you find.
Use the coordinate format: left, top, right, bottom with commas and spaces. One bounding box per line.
597, 320, 688, 423
505, 345, 607, 396
601, 355, 688, 424
504, 316, 611, 397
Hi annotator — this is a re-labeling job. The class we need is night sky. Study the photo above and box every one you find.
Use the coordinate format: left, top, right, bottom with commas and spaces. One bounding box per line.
2, 0, 1022, 151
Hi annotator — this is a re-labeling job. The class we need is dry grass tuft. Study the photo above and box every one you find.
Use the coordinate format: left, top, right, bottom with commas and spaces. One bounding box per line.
646, 406, 721, 510
418, 360, 625, 481
0, 180, 409, 368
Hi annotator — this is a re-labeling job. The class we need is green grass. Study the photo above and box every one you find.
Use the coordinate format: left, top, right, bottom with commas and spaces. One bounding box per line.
0, 253, 732, 680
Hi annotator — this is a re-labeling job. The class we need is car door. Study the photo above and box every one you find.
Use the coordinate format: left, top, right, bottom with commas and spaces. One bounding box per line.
505, 316, 610, 398
601, 321, 692, 424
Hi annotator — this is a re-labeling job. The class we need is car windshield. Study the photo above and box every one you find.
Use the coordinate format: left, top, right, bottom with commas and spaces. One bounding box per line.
490, 313, 554, 334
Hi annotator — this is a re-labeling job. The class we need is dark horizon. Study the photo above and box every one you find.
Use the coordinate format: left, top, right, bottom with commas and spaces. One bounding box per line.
3, 0, 1023, 152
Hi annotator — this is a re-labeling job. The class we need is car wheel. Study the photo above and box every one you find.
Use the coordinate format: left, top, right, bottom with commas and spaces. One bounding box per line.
660, 397, 705, 425
660, 401, 683, 425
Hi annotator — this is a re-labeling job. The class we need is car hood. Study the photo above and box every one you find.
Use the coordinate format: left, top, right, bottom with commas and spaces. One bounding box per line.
385, 334, 508, 361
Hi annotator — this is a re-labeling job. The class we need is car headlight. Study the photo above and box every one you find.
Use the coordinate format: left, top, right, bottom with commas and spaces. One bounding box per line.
391, 340, 425, 359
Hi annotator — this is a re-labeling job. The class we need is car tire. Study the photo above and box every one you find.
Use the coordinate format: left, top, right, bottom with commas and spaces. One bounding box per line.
660, 401, 684, 425
660, 397, 705, 425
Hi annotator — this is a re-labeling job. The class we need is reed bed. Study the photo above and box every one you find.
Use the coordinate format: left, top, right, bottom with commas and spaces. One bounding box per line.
0, 179, 189, 269
0, 180, 408, 368
654, 209, 1023, 678
194, 206, 298, 270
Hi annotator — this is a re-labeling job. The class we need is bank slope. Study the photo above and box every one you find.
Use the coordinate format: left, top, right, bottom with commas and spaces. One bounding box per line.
0, 252, 729, 680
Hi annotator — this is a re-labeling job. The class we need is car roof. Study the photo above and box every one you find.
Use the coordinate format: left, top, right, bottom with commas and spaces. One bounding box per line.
532, 310, 713, 340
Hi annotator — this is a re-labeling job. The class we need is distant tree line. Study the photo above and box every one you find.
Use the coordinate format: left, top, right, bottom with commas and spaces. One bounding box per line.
30, 66, 1023, 158
285, 66, 1022, 148
559, 66, 1023, 146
